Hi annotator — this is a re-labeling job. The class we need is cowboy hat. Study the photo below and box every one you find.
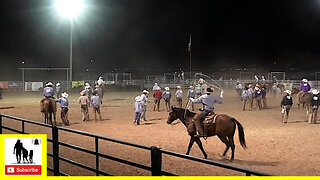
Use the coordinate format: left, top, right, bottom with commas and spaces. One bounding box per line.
312, 89, 319, 95
254, 86, 260, 90
46, 82, 53, 86
142, 90, 149, 94
85, 82, 90, 86
177, 86, 181, 89
206, 87, 214, 93
135, 96, 142, 102
284, 90, 291, 95
56, 82, 60, 86
189, 86, 194, 89
80, 90, 86, 96
302, 78, 308, 82
61, 92, 69, 98
164, 87, 169, 91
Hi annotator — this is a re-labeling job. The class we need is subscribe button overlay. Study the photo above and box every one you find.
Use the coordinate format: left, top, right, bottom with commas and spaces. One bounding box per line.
1, 134, 47, 176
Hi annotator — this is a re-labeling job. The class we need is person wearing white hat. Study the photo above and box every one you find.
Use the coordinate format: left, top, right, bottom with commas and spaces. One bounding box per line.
152, 83, 160, 92
153, 87, 162, 111
56, 82, 61, 99
55, 91, 70, 126
297, 78, 312, 108
162, 87, 171, 112
235, 81, 243, 101
260, 76, 266, 84
78, 90, 90, 121
189, 87, 223, 138
97, 76, 105, 86
140, 90, 150, 121
187, 86, 195, 111
91, 91, 102, 121
85, 83, 92, 102
309, 89, 320, 124
175, 86, 183, 108
281, 90, 293, 123
254, 75, 259, 83
134, 96, 143, 125
40, 82, 55, 113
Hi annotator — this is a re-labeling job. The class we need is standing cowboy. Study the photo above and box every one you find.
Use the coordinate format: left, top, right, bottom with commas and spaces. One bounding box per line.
78, 90, 90, 121
55, 92, 70, 126
189, 87, 223, 138
91, 91, 102, 121
254, 86, 262, 110
254, 75, 259, 83
162, 87, 171, 112
242, 87, 251, 111
134, 96, 142, 125
175, 86, 183, 108
140, 90, 150, 121
85, 83, 92, 101
281, 90, 293, 123
261, 87, 267, 109
309, 89, 320, 124
271, 83, 277, 98
195, 84, 202, 98
248, 84, 255, 110
55, 82, 61, 99
40, 82, 55, 112
187, 86, 195, 111
235, 81, 243, 101
153, 87, 162, 111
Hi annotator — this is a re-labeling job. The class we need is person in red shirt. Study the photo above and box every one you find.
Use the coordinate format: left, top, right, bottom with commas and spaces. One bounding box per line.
153, 87, 162, 111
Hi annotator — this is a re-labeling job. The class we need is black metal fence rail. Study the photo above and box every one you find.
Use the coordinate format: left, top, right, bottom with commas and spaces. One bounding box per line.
0, 114, 273, 176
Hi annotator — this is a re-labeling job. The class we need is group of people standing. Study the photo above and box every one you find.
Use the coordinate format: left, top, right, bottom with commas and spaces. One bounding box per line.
240, 84, 267, 111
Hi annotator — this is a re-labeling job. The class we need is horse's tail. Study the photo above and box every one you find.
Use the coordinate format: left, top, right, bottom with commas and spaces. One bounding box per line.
231, 118, 247, 149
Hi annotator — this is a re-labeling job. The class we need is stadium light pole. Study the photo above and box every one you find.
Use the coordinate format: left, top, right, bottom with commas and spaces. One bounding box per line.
55, 0, 84, 89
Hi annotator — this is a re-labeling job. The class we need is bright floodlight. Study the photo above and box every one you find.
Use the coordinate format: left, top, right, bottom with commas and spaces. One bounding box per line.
55, 0, 84, 19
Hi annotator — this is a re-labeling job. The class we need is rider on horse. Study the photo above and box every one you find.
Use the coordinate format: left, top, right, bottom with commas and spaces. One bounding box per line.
189, 87, 223, 138
40, 82, 55, 112
297, 78, 311, 104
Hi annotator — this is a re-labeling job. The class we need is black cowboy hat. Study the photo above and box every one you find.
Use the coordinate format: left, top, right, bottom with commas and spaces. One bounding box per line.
206, 87, 214, 92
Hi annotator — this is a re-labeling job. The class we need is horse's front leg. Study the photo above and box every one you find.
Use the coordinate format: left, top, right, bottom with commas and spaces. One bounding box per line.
195, 138, 207, 159
186, 136, 195, 155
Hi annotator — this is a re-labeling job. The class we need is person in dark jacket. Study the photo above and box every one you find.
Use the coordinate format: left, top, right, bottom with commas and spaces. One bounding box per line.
309, 89, 320, 124
281, 90, 293, 123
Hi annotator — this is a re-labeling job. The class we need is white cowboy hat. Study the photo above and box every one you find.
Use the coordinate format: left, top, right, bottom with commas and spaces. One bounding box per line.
189, 86, 194, 89
312, 89, 319, 95
99, 76, 103, 79
254, 86, 260, 90
135, 96, 142, 102
284, 90, 291, 95
302, 78, 308, 82
80, 90, 86, 96
142, 90, 149, 94
157, 87, 161, 90
154, 83, 158, 85
61, 92, 69, 98
85, 82, 90, 86
164, 87, 169, 91
56, 82, 60, 86
177, 86, 181, 89
46, 82, 53, 86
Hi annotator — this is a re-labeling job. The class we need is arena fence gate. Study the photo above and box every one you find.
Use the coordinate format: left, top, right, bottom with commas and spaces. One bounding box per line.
0, 114, 273, 176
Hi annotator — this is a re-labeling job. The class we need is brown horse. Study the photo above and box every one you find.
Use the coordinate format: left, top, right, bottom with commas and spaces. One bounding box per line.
42, 98, 57, 125
276, 83, 285, 94
167, 107, 246, 161
291, 87, 300, 96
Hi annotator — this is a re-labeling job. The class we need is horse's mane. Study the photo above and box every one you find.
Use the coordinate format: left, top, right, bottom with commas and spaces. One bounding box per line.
173, 107, 196, 118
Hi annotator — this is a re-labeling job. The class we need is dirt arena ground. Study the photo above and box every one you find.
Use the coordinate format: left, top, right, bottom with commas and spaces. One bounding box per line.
1, 89, 320, 176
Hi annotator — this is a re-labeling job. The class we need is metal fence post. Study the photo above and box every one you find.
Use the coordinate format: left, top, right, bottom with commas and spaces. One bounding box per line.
151, 146, 162, 176
52, 125, 60, 176
95, 137, 99, 176
0, 114, 2, 134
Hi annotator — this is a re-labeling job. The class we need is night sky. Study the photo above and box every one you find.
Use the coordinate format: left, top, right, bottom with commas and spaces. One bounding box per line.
1, 0, 320, 80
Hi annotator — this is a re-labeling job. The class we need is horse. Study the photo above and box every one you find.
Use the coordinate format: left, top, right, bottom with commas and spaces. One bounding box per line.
276, 83, 285, 94
291, 87, 300, 96
167, 107, 246, 161
42, 98, 57, 125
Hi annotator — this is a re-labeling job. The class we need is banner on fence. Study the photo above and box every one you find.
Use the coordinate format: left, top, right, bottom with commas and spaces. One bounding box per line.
8, 81, 23, 90
283, 83, 293, 90
72, 81, 84, 88
25, 82, 43, 91
0, 81, 9, 89
0, 134, 47, 177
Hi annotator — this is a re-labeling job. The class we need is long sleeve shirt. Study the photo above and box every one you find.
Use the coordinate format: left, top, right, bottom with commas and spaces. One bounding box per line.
153, 90, 162, 99
55, 97, 69, 109
134, 101, 142, 113
43, 87, 54, 97
78, 96, 89, 106
300, 82, 311, 92
310, 95, 320, 107
91, 95, 101, 108
281, 95, 293, 106
254, 89, 262, 98
187, 89, 195, 98
162, 91, 171, 100
140, 94, 149, 105
191, 94, 223, 111
175, 90, 183, 98
241, 90, 250, 100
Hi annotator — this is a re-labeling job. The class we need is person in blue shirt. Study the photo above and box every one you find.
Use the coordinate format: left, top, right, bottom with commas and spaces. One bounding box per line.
55, 91, 70, 126
40, 82, 55, 113
134, 96, 142, 125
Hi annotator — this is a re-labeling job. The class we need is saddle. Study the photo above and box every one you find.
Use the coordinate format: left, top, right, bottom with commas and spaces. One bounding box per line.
203, 114, 218, 137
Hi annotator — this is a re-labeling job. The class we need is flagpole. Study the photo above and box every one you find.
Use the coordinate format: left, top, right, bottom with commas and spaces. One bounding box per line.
189, 34, 192, 84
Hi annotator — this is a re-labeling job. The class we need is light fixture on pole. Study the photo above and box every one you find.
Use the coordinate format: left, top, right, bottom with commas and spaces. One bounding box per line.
55, 0, 84, 88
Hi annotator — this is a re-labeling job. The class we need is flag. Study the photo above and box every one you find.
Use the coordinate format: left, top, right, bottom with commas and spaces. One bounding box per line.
188, 34, 191, 52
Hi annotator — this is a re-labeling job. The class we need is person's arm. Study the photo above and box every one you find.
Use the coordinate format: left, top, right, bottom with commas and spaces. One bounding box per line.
280, 97, 285, 107
190, 96, 203, 104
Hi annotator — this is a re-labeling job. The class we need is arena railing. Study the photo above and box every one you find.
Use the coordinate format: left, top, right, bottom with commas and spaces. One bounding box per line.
0, 114, 273, 176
